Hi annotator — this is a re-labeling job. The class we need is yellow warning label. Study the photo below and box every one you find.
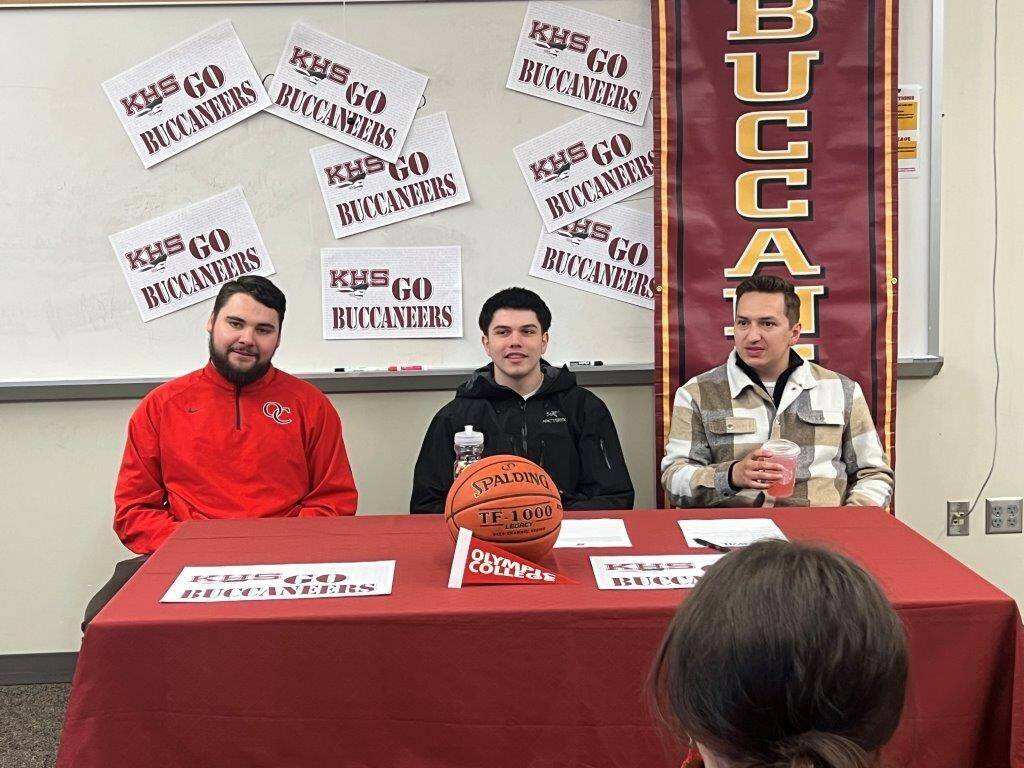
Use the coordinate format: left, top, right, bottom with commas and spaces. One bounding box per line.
897, 100, 918, 131
897, 137, 918, 159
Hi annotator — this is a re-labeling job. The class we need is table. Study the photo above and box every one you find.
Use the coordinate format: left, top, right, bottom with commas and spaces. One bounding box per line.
57, 508, 1024, 768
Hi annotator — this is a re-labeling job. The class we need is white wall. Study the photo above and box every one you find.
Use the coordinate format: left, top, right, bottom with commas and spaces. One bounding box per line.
5, 0, 1023, 655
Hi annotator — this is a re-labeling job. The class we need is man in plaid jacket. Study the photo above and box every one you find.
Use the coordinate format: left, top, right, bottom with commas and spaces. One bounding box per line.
661, 275, 893, 508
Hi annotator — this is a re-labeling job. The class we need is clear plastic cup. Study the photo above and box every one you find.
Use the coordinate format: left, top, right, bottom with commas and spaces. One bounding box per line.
762, 439, 800, 498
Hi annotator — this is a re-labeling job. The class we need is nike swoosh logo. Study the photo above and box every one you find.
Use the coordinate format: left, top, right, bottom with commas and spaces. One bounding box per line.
187, 407, 200, 414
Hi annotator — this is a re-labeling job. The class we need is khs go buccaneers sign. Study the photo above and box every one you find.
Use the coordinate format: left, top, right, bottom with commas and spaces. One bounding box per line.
102, 21, 271, 168
266, 23, 427, 164
321, 246, 462, 340
110, 188, 275, 322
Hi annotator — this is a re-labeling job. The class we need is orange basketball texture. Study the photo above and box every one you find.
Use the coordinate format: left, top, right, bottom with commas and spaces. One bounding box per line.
445, 455, 564, 562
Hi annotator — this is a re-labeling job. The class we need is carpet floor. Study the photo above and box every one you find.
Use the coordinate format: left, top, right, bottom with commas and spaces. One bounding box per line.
0, 684, 69, 768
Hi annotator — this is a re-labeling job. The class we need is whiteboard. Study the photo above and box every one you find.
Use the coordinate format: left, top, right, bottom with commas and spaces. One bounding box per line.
0, 0, 653, 382
0, 0, 937, 382
897, 0, 941, 361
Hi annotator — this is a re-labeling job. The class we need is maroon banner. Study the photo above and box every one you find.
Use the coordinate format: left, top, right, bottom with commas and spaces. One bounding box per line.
653, 0, 899, 500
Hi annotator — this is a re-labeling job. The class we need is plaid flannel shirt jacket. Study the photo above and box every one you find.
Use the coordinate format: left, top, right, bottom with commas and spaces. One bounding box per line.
661, 351, 893, 508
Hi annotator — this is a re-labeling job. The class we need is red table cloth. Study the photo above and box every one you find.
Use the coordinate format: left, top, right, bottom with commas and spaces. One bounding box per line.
58, 508, 1024, 768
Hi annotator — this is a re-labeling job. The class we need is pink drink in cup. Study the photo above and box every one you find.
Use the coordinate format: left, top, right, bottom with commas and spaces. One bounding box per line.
762, 439, 800, 498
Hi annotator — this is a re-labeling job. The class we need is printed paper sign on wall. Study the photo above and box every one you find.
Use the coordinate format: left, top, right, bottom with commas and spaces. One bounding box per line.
530, 204, 654, 309
321, 246, 462, 339
110, 187, 275, 322
506, 1, 652, 125
102, 21, 271, 168
267, 23, 428, 164
513, 112, 653, 232
310, 112, 470, 239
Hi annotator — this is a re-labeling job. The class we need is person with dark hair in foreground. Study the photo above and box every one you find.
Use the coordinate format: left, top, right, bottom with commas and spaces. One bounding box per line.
83, 276, 358, 629
650, 539, 908, 768
410, 286, 634, 513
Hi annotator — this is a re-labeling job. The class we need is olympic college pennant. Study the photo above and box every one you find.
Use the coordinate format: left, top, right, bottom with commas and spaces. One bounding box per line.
448, 528, 576, 588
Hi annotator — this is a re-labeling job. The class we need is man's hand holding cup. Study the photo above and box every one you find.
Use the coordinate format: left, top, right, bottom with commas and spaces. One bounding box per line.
730, 448, 784, 491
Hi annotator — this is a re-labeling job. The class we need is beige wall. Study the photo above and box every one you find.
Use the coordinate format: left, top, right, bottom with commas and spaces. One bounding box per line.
893, 0, 1024, 603
4, 0, 1022, 655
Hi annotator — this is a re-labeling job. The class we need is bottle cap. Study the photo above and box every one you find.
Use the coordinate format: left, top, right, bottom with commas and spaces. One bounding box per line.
454, 425, 484, 447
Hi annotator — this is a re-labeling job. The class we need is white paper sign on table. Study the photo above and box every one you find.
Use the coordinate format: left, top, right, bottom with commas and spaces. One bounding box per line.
677, 519, 787, 549
321, 246, 462, 339
530, 203, 654, 309
102, 21, 271, 168
109, 187, 275, 322
310, 112, 470, 239
161, 561, 395, 602
553, 518, 632, 548
513, 111, 653, 232
266, 22, 428, 163
590, 555, 723, 590
506, 1, 652, 125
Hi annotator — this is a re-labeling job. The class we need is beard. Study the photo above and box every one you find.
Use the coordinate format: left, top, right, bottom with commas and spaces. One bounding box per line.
208, 335, 272, 386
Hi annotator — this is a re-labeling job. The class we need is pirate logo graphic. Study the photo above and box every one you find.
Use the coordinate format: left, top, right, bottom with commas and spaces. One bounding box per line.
335, 170, 366, 190
542, 159, 572, 183
336, 281, 371, 299
138, 252, 170, 272
293, 65, 328, 86
556, 225, 590, 246
135, 95, 165, 117
534, 39, 568, 58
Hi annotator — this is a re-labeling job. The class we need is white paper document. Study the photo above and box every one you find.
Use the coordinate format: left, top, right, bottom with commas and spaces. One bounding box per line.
321, 246, 462, 339
590, 555, 723, 590
897, 84, 922, 178
530, 203, 654, 308
266, 23, 428, 163
553, 518, 632, 548
310, 112, 470, 239
506, 1, 652, 125
109, 187, 275, 322
513, 112, 653, 232
102, 21, 271, 168
677, 518, 788, 549
161, 561, 395, 603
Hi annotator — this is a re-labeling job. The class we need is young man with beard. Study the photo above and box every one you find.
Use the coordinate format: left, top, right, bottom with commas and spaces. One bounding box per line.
410, 287, 634, 513
83, 277, 357, 628
661, 275, 893, 508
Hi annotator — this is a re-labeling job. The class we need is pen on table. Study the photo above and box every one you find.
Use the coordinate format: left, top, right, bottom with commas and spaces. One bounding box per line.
569, 360, 604, 367
693, 537, 733, 553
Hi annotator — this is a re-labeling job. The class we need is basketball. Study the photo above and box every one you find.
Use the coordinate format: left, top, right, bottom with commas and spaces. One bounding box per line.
445, 454, 563, 561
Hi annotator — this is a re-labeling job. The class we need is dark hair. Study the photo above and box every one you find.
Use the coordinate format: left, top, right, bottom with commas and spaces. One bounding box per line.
736, 275, 801, 326
212, 276, 286, 326
650, 540, 907, 768
478, 287, 552, 334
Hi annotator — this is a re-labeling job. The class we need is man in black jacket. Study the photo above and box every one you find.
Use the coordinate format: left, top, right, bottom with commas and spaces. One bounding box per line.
411, 287, 634, 512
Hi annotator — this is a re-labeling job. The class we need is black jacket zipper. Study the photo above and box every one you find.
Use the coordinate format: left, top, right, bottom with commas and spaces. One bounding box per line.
234, 386, 242, 430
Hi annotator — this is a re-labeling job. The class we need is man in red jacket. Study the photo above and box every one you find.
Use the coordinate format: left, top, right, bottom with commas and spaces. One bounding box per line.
83, 276, 358, 628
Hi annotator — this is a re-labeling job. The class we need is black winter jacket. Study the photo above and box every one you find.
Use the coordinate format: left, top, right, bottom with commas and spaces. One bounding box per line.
410, 362, 634, 513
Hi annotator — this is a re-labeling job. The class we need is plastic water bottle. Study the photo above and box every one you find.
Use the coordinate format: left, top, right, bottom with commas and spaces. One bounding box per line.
454, 425, 484, 478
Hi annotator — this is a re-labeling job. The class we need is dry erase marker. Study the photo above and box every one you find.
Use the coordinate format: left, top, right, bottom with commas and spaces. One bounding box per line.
569, 360, 604, 366
387, 365, 427, 371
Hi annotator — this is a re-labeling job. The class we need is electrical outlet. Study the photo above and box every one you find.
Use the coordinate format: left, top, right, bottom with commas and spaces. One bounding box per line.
947, 500, 970, 536
985, 498, 1024, 534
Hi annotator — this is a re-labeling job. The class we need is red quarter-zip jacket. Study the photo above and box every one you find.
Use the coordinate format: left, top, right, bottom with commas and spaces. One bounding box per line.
114, 362, 358, 554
